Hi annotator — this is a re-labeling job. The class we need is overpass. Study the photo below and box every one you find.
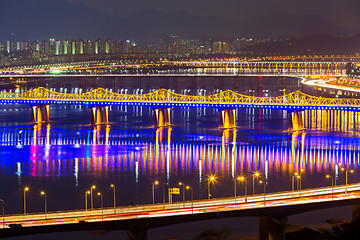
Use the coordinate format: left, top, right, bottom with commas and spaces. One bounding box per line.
1, 183, 360, 240
1, 87, 360, 130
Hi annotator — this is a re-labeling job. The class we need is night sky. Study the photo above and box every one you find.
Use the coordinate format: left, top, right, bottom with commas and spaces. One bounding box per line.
1, 0, 360, 41
66, 0, 360, 29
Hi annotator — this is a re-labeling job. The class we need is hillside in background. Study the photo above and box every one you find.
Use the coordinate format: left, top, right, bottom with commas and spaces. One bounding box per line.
0, 0, 354, 41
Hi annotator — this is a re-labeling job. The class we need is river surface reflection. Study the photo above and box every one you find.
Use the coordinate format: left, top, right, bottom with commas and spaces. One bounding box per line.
1, 103, 360, 215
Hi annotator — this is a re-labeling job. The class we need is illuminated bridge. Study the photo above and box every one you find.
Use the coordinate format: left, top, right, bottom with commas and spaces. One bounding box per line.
0, 60, 350, 75
1, 87, 360, 130
1, 184, 360, 240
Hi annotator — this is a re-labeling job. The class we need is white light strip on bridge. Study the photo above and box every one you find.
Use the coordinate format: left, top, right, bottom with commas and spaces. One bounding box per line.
302, 78, 360, 93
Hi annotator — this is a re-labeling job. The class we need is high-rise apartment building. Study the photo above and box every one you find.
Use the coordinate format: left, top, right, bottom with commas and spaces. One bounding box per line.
63, 40, 70, 55
6, 40, 11, 54
84, 40, 93, 55
94, 39, 101, 54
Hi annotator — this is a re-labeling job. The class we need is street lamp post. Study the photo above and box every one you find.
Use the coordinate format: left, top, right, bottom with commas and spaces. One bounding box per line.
234, 176, 241, 203
23, 187, 29, 215
297, 175, 302, 196
90, 185, 96, 210
0, 199, 4, 228
40, 191, 47, 219
291, 173, 300, 197
186, 186, 193, 214
207, 176, 216, 200
85, 191, 90, 217
292, 169, 304, 195
179, 182, 185, 207
252, 172, 260, 195
326, 175, 334, 199
291, 175, 295, 196
110, 184, 116, 214
335, 164, 338, 187
291, 173, 298, 192
259, 180, 266, 206
239, 176, 248, 203
342, 168, 354, 193
97, 192, 103, 221
152, 181, 159, 205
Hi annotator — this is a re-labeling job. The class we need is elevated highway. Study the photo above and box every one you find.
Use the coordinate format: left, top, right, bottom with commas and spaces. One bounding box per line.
1, 183, 360, 240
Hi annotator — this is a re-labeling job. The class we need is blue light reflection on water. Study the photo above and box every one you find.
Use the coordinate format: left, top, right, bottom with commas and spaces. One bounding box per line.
0, 104, 360, 214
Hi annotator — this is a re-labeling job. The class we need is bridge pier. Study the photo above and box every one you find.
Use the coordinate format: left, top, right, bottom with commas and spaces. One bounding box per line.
154, 108, 171, 127
259, 216, 288, 240
91, 106, 109, 125
127, 229, 147, 240
288, 110, 305, 131
352, 200, 360, 221
219, 109, 236, 129
31, 105, 50, 124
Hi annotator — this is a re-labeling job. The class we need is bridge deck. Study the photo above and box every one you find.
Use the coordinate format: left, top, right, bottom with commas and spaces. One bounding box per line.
1, 183, 360, 229
1, 86, 360, 110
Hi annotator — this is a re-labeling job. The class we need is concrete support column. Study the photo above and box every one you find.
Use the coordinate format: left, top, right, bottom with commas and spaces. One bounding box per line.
154, 108, 171, 127
31, 105, 50, 124
127, 229, 147, 240
43, 105, 50, 123
352, 200, 360, 221
91, 106, 109, 125
259, 216, 288, 240
288, 110, 305, 131
219, 109, 236, 129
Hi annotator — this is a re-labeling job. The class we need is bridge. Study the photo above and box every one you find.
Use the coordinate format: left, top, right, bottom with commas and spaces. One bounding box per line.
1, 87, 360, 130
1, 184, 360, 240
0, 59, 349, 76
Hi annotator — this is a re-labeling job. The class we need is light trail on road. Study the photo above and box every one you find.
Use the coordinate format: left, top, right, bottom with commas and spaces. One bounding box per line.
1, 183, 360, 229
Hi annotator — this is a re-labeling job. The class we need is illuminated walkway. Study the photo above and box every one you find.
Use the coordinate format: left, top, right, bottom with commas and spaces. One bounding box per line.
1, 183, 360, 240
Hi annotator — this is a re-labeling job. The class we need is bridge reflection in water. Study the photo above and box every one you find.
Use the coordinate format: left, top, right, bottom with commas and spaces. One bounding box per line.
0, 117, 359, 184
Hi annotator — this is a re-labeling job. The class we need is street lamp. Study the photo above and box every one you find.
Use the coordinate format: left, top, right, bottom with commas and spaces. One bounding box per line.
0, 199, 4, 228
291, 172, 299, 196
110, 184, 116, 214
23, 187, 29, 215
186, 186, 193, 214
252, 172, 260, 195
179, 182, 186, 205
97, 192, 103, 221
152, 181, 159, 205
239, 176, 248, 203
207, 175, 216, 200
40, 191, 47, 219
297, 175, 302, 196
90, 185, 96, 210
85, 191, 90, 217
326, 175, 334, 199
342, 168, 354, 193
234, 176, 241, 203
259, 180, 266, 206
